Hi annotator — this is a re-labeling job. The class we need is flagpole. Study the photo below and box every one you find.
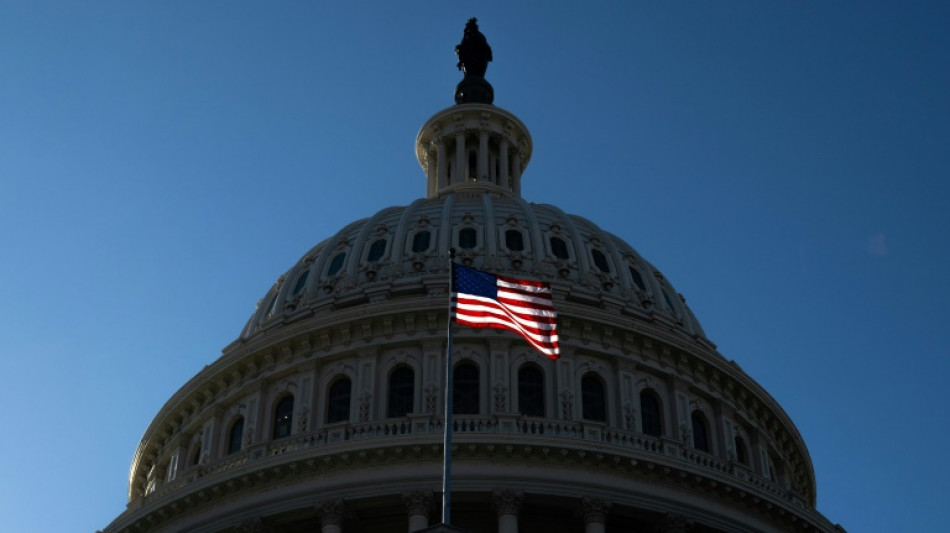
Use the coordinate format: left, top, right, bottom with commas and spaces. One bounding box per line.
442, 248, 456, 525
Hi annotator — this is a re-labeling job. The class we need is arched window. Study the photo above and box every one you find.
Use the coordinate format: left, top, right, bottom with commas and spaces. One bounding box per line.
550, 237, 569, 260
628, 266, 646, 291
266, 294, 280, 317
453, 362, 480, 414
189, 442, 201, 466
735, 435, 748, 465
292, 270, 309, 295
591, 249, 610, 273
768, 453, 782, 483
662, 289, 678, 313
691, 411, 709, 452
505, 230, 524, 251
387, 366, 414, 418
412, 231, 431, 253
227, 417, 244, 455
581, 373, 607, 422
367, 239, 387, 262
273, 396, 294, 440
458, 228, 477, 249
327, 377, 352, 423
468, 150, 477, 179
518, 364, 544, 417
640, 390, 662, 437
327, 252, 346, 276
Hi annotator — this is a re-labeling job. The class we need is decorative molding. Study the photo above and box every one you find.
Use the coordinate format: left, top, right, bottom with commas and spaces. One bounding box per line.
580, 496, 612, 525
402, 490, 434, 517
492, 489, 524, 516
316, 499, 345, 527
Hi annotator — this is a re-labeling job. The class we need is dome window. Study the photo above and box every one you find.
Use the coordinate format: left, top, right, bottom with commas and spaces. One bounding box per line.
691, 411, 710, 452
505, 229, 524, 252
292, 270, 309, 296
581, 373, 607, 422
662, 289, 677, 313
453, 362, 480, 414
412, 231, 431, 253
735, 435, 748, 465
550, 237, 569, 260
640, 390, 662, 437
367, 239, 387, 262
629, 266, 646, 291
591, 249, 611, 273
227, 417, 244, 455
327, 252, 346, 276
327, 377, 351, 423
272, 396, 294, 440
189, 442, 201, 466
458, 228, 477, 249
468, 150, 477, 180
387, 366, 415, 418
266, 294, 280, 317
518, 364, 545, 417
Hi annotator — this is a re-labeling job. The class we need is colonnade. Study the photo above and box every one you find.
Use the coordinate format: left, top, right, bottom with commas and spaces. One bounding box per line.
301, 492, 694, 533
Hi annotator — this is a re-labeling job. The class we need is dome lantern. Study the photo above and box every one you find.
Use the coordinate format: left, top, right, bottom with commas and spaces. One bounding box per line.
417, 19, 531, 199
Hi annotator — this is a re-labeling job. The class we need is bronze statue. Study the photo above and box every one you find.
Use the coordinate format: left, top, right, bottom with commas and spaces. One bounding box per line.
455, 18, 492, 79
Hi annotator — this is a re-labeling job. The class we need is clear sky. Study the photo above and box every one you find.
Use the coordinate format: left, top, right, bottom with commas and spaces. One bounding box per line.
1, 2, 947, 532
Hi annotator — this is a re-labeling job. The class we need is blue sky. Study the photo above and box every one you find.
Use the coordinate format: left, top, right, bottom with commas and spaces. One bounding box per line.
1, 2, 948, 532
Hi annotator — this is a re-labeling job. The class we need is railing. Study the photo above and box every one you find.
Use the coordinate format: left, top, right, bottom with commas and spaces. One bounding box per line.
179, 414, 796, 506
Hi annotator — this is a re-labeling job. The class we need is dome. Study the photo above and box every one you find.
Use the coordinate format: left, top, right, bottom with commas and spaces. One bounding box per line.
239, 186, 708, 350
103, 24, 842, 533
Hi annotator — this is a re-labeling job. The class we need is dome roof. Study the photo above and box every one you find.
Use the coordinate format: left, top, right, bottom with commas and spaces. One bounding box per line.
240, 186, 708, 349
238, 103, 709, 352
106, 98, 835, 533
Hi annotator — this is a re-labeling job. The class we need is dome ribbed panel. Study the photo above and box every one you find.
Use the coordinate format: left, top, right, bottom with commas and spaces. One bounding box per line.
237, 190, 708, 345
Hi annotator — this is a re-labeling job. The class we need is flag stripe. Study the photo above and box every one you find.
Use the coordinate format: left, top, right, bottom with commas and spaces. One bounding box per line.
452, 264, 560, 359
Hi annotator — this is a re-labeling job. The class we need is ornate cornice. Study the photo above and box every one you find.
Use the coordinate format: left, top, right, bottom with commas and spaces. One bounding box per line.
491, 489, 524, 516
108, 438, 832, 533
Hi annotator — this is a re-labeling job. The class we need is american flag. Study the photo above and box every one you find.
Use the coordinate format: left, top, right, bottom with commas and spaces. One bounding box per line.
451, 264, 560, 359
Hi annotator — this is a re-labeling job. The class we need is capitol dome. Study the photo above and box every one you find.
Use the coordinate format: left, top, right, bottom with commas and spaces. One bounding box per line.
102, 21, 843, 533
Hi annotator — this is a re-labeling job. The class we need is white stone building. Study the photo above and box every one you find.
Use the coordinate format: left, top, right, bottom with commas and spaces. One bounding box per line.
100, 25, 844, 533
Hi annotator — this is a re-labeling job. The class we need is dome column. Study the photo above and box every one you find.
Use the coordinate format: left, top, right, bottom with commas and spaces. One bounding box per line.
425, 145, 438, 198
492, 489, 524, 533
403, 491, 433, 532
580, 497, 612, 533
316, 499, 345, 533
437, 139, 448, 191
511, 150, 523, 195
499, 138, 509, 189
454, 131, 466, 185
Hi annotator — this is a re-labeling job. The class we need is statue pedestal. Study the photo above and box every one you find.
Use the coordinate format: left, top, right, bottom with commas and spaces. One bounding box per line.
455, 77, 494, 105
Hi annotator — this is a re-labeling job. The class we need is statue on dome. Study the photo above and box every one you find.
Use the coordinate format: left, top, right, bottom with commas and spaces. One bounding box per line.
453, 18, 495, 105
455, 18, 492, 79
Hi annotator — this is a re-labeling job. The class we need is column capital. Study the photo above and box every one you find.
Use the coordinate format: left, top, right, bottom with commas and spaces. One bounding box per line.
402, 491, 434, 516
579, 497, 612, 525
316, 499, 345, 527
658, 512, 694, 533
492, 489, 524, 516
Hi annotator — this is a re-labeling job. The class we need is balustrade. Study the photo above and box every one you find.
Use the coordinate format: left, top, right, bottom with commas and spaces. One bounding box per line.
153, 413, 794, 508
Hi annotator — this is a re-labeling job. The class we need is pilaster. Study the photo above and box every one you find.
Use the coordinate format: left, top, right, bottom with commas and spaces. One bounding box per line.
403, 491, 434, 532
492, 489, 524, 533
316, 499, 345, 533
579, 497, 612, 533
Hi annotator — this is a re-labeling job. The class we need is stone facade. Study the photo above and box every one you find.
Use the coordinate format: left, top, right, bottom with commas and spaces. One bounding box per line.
99, 43, 843, 533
